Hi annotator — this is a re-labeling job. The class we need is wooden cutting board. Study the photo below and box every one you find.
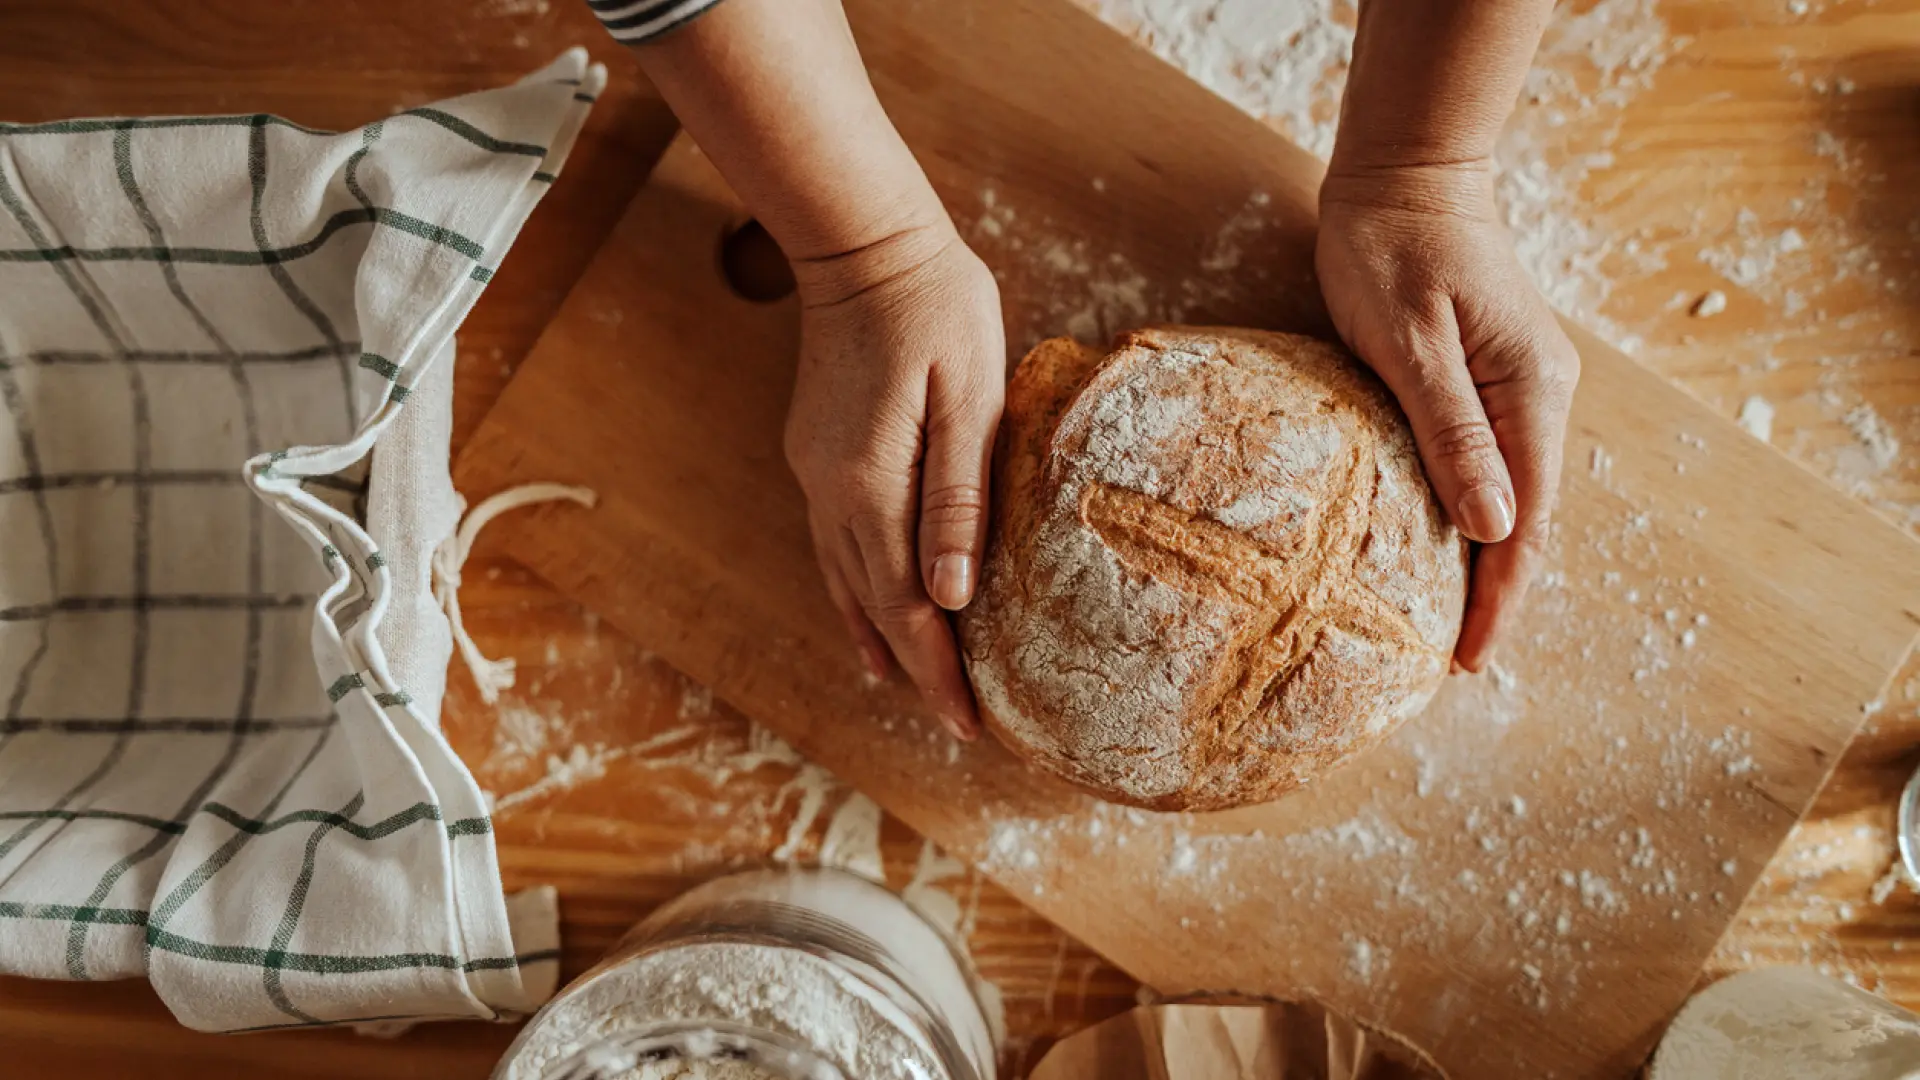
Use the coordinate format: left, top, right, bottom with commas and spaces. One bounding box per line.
454, 1, 1920, 1076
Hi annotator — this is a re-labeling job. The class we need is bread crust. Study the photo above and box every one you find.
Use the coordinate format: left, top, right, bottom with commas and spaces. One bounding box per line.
960, 327, 1468, 812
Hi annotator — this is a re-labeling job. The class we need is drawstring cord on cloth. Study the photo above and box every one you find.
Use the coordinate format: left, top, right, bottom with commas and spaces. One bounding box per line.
431, 483, 597, 704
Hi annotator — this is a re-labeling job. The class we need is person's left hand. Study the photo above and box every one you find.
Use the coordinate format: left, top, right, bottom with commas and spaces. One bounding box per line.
1315, 161, 1581, 673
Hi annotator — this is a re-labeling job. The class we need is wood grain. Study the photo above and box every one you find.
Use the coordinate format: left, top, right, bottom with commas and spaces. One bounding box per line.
0, 1, 1917, 1079
448, 0, 1920, 1072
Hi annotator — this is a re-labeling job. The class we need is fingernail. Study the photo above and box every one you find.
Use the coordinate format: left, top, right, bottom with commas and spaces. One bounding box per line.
1456, 485, 1515, 543
931, 554, 975, 611
861, 645, 889, 680
943, 713, 977, 742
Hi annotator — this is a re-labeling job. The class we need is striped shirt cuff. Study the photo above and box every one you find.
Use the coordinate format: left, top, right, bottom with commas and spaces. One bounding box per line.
585, 0, 727, 44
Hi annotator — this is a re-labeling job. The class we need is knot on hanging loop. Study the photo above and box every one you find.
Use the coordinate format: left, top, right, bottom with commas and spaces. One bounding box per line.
430, 483, 597, 704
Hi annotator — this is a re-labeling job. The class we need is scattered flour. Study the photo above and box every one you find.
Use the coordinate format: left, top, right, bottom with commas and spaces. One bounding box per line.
1698, 212, 1810, 292
1690, 290, 1729, 318
902, 840, 1010, 1050
1088, 0, 1356, 159
1071, 0, 1915, 537
1842, 404, 1902, 473
1870, 859, 1911, 906
1085, 0, 1677, 349
817, 793, 886, 883
1345, 935, 1377, 982
770, 756, 842, 865
492, 727, 700, 813
1737, 397, 1776, 443
470, 0, 1917, 1032
1284, 808, 1418, 861
1078, 0, 1912, 556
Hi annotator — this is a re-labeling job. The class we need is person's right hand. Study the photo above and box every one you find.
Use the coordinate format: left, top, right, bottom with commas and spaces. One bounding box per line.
784, 219, 1006, 740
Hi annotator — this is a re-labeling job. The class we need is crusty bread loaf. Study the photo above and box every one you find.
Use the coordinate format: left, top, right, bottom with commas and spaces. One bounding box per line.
959, 327, 1468, 812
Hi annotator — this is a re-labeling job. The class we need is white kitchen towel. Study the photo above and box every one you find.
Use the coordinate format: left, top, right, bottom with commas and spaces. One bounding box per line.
0, 49, 604, 1031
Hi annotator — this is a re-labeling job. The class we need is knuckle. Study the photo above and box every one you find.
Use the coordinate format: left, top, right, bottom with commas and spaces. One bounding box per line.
1554, 338, 1583, 379
1532, 350, 1582, 411
822, 463, 874, 502
936, 387, 1000, 432
841, 503, 898, 541
1506, 513, 1558, 558
1513, 525, 1555, 557
920, 483, 987, 528
1536, 360, 1577, 397
1391, 326, 1457, 375
819, 459, 899, 512
1427, 420, 1501, 464
867, 593, 939, 634
781, 426, 813, 478
932, 370, 1006, 432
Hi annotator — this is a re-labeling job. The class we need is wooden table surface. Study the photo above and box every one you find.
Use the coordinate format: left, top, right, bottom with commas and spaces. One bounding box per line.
0, 1, 1916, 1076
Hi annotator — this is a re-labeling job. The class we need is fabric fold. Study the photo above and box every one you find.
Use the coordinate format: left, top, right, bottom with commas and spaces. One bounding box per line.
0, 49, 602, 1030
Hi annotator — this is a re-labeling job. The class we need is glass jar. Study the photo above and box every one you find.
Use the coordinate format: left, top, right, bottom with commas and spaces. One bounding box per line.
1649, 967, 1920, 1080
494, 868, 997, 1080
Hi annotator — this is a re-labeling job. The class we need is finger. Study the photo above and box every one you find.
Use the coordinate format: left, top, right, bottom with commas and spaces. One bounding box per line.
848, 507, 981, 741
1454, 338, 1578, 672
1369, 307, 1518, 545
815, 515, 892, 681
919, 353, 1004, 612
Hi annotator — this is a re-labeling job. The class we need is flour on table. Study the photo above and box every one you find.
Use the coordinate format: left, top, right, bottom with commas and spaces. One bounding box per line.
1690, 290, 1729, 317
1088, 0, 1356, 159
1080, 0, 1675, 354
901, 840, 1009, 1050
1842, 404, 1902, 473
1870, 858, 1912, 905
818, 793, 886, 883
1737, 396, 1776, 443
965, 539, 1761, 1018
1698, 212, 1810, 292
476, 659, 871, 868
1345, 935, 1377, 983
492, 726, 703, 813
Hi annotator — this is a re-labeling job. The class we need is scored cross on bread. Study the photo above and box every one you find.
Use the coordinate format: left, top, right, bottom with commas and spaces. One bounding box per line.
1083, 468, 1447, 747
960, 328, 1468, 812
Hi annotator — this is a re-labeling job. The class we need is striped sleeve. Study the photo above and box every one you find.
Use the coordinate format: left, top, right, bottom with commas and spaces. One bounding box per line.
584, 0, 727, 44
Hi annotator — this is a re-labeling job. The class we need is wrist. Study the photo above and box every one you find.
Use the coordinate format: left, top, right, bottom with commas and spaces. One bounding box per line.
1319, 158, 1496, 220
789, 212, 961, 310
1331, 0, 1551, 189
754, 131, 952, 267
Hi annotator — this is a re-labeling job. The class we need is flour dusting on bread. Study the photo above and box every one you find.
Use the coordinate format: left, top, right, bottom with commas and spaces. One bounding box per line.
961, 327, 1467, 811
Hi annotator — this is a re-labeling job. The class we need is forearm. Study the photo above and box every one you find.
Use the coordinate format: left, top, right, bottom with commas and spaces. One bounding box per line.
1330, 0, 1552, 180
628, 0, 944, 265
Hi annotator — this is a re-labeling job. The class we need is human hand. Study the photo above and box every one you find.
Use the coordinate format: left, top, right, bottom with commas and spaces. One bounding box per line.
1315, 162, 1580, 672
784, 222, 1006, 739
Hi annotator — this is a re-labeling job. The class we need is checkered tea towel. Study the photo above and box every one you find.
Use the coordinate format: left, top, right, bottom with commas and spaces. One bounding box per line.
0, 49, 605, 1031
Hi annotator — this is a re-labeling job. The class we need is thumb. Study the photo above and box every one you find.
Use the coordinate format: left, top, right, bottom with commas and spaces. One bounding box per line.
1376, 332, 1517, 545
919, 358, 1003, 612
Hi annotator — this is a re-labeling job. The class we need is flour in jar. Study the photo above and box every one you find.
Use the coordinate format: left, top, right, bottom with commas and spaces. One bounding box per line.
497, 870, 995, 1080
1648, 967, 1920, 1079
502, 943, 946, 1080
627, 1061, 782, 1080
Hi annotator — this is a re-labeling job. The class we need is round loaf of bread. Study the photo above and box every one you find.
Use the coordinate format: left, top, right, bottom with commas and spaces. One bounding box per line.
959, 327, 1468, 812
